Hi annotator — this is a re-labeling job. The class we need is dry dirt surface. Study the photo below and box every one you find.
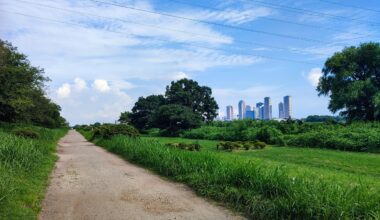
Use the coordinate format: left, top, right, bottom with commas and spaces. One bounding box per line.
39, 130, 243, 220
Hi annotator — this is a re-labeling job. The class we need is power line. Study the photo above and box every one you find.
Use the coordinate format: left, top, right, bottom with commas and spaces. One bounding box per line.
13, 0, 340, 56
165, 0, 369, 38
241, 0, 380, 26
319, 0, 380, 14
0, 9, 321, 66
87, 0, 328, 44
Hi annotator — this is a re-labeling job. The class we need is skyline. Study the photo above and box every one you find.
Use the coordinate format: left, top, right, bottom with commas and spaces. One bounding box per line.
1, 0, 379, 124
224, 95, 292, 121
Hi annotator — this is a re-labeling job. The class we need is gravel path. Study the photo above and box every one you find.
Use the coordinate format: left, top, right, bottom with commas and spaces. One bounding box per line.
39, 130, 242, 220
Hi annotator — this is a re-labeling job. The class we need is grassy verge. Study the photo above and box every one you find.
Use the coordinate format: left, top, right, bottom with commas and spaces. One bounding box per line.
82, 133, 380, 219
0, 124, 67, 219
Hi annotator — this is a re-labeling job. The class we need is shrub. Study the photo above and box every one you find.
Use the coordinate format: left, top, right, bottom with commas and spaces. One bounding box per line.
92, 124, 139, 139
165, 142, 201, 151
11, 128, 40, 139
254, 141, 267, 149
256, 126, 283, 145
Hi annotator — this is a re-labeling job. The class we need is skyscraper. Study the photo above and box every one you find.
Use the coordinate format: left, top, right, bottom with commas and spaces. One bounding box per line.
284, 95, 292, 119
256, 102, 264, 120
226, 105, 234, 121
245, 105, 254, 119
279, 102, 284, 119
238, 100, 246, 120
264, 97, 272, 120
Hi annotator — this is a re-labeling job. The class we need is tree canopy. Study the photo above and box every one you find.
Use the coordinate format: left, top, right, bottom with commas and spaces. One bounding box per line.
0, 39, 67, 127
119, 78, 218, 134
318, 42, 380, 121
166, 79, 218, 122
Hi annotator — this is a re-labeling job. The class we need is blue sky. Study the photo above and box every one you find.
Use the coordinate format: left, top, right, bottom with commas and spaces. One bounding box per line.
1, 0, 380, 124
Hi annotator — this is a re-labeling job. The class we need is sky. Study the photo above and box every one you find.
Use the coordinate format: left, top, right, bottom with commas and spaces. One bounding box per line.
1, 0, 380, 124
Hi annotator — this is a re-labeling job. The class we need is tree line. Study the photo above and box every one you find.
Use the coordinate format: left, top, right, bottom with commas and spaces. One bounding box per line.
0, 39, 67, 128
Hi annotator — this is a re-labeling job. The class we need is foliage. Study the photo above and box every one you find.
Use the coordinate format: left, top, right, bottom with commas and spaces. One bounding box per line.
165, 78, 219, 122
318, 42, 380, 121
216, 141, 266, 151
152, 104, 203, 136
120, 79, 218, 133
304, 115, 344, 123
183, 120, 380, 152
0, 124, 67, 219
165, 142, 201, 151
11, 128, 40, 139
0, 39, 67, 128
91, 135, 380, 219
92, 124, 139, 139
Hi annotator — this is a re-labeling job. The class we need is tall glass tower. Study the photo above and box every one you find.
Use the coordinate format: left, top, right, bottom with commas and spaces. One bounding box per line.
284, 96, 292, 119
238, 100, 246, 120
264, 97, 272, 120
226, 105, 234, 121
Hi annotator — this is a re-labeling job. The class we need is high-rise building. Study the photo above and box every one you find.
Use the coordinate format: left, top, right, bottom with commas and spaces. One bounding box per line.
284, 95, 292, 119
256, 102, 264, 120
264, 97, 272, 120
279, 102, 284, 119
226, 105, 234, 121
238, 100, 246, 120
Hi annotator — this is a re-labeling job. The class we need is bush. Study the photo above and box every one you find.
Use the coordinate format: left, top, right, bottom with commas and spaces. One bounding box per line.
11, 128, 40, 139
254, 141, 267, 149
92, 124, 139, 139
165, 142, 201, 151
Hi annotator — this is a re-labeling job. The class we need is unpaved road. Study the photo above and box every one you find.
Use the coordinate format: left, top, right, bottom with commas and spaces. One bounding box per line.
40, 130, 242, 220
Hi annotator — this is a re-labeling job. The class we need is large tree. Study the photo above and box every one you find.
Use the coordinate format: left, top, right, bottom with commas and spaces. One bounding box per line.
317, 42, 380, 121
165, 78, 219, 122
152, 104, 203, 135
128, 95, 166, 130
0, 39, 66, 127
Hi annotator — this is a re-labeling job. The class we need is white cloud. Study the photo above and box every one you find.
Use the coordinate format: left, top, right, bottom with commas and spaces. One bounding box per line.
53, 78, 133, 124
57, 83, 71, 98
307, 68, 322, 87
73, 77, 87, 91
92, 79, 111, 92
171, 71, 189, 80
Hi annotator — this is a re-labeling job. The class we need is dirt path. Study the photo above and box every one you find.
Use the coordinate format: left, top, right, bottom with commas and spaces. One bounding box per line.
40, 130, 242, 220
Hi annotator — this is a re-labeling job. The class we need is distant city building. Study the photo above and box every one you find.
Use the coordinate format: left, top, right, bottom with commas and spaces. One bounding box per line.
238, 100, 246, 120
264, 97, 272, 120
279, 102, 284, 119
256, 102, 264, 120
284, 95, 292, 119
226, 105, 234, 121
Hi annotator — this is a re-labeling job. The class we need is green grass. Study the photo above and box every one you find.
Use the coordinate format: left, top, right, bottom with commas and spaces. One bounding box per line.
145, 137, 380, 179
0, 124, 67, 219
84, 133, 380, 219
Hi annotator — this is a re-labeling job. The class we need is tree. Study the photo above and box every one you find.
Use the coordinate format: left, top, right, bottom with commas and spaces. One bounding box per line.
152, 104, 203, 136
165, 78, 219, 122
129, 95, 166, 130
318, 42, 380, 121
0, 39, 66, 127
118, 111, 131, 124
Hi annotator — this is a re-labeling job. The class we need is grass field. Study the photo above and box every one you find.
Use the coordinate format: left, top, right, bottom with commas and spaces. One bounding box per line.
0, 124, 67, 219
82, 131, 380, 219
144, 136, 380, 180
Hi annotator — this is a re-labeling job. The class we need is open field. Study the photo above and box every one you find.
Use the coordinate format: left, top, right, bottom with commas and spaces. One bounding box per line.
80, 129, 380, 219
144, 136, 380, 179
0, 124, 67, 219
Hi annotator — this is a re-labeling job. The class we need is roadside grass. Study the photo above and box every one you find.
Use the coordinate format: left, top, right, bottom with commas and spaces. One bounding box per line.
86, 134, 380, 219
0, 124, 67, 219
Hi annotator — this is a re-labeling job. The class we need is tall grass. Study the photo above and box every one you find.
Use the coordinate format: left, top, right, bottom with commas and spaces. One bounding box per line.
0, 125, 67, 219
94, 135, 380, 219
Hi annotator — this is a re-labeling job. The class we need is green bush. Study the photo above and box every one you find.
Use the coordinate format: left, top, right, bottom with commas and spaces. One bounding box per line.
92, 124, 139, 139
11, 128, 40, 139
165, 142, 201, 151
254, 141, 267, 149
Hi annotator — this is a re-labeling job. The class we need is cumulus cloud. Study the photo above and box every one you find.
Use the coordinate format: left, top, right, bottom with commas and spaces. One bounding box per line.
57, 83, 71, 98
307, 68, 323, 87
53, 78, 134, 124
92, 79, 111, 92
